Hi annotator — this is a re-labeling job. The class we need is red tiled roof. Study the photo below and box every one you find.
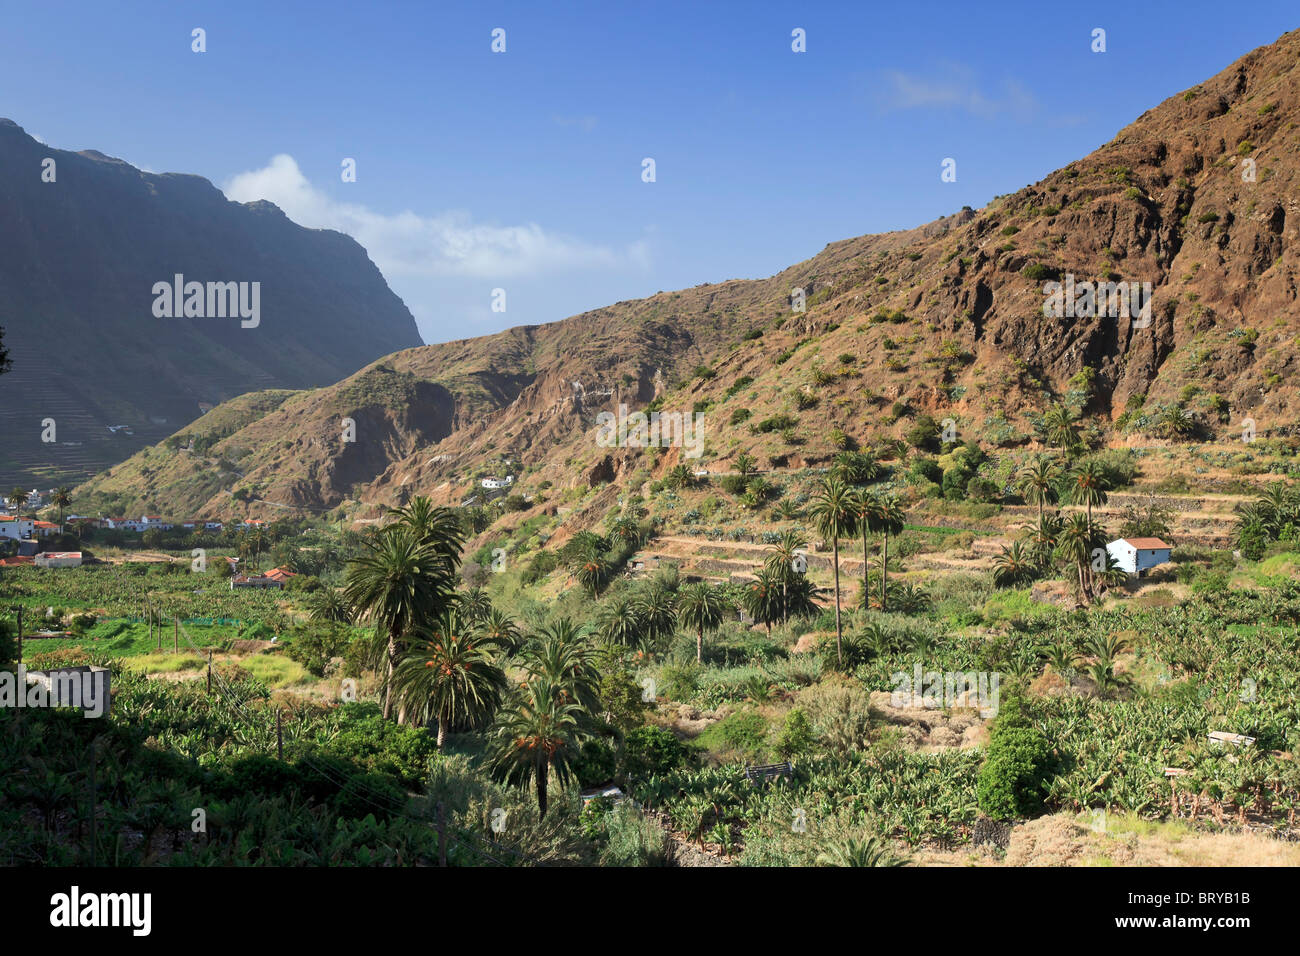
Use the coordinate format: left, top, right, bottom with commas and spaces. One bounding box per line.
0, 556, 34, 565
1120, 537, 1172, 550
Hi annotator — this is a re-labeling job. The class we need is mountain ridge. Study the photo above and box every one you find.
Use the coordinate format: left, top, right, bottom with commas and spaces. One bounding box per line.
0, 118, 424, 487
73, 28, 1300, 523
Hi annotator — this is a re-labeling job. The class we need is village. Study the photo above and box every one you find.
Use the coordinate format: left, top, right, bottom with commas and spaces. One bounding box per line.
0, 487, 294, 587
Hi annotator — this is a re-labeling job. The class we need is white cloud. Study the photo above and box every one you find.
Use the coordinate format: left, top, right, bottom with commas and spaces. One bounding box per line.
552, 114, 599, 131
875, 65, 1038, 120
222, 154, 647, 279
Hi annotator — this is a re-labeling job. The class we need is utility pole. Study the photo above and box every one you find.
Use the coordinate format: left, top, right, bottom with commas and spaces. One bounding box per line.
173, 616, 178, 654
16, 606, 22, 665
207, 651, 212, 693
276, 710, 283, 761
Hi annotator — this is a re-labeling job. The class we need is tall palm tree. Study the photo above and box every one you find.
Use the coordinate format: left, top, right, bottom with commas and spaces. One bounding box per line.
307, 587, 352, 624
1021, 512, 1064, 569
850, 489, 875, 608
677, 581, 728, 664
597, 593, 647, 648
743, 566, 785, 635
488, 679, 585, 820
1055, 513, 1099, 602
763, 529, 808, 626
391, 609, 508, 746
247, 526, 267, 571
50, 487, 72, 534
633, 579, 679, 649
522, 619, 602, 714
867, 494, 905, 613
1042, 403, 1082, 453
808, 474, 857, 663
1016, 455, 1061, 522
479, 607, 522, 653
343, 528, 457, 719
1069, 460, 1110, 534
385, 497, 467, 562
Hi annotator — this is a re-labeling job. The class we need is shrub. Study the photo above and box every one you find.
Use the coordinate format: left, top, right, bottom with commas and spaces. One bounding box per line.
976, 691, 1054, 820
1022, 263, 1060, 281
775, 708, 814, 759
573, 739, 618, 787
621, 725, 690, 779
334, 771, 408, 821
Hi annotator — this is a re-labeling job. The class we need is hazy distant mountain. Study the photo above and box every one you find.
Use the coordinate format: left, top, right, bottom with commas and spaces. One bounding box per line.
77, 29, 1300, 521
0, 118, 423, 486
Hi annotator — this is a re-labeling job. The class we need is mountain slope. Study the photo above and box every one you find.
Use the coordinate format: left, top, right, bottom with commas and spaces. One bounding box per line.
0, 119, 424, 487
75, 29, 1300, 522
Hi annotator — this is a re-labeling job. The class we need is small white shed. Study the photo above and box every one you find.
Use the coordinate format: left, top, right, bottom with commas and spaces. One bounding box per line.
1106, 537, 1172, 576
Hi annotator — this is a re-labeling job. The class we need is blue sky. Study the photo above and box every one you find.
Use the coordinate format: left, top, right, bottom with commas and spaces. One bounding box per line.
2, 0, 1295, 344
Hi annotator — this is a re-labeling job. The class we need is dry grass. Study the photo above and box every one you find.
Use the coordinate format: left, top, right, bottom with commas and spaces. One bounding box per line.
912, 812, 1300, 867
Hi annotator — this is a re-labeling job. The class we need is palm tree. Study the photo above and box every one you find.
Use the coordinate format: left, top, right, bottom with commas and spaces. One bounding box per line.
633, 579, 679, 649
664, 464, 695, 491
597, 594, 647, 648
783, 573, 823, 620
1021, 511, 1064, 569
50, 487, 72, 534
7, 487, 27, 519
385, 497, 467, 562
608, 517, 643, 548
343, 528, 457, 719
814, 835, 907, 867
522, 619, 602, 714
479, 607, 522, 653
735, 453, 757, 477
247, 526, 267, 571
866, 493, 905, 613
391, 609, 508, 746
1016, 455, 1061, 522
808, 475, 857, 663
850, 489, 875, 608
458, 586, 492, 623
742, 566, 785, 635
1055, 512, 1100, 602
993, 541, 1036, 587
573, 552, 610, 599
763, 529, 808, 625
1069, 460, 1110, 534
1042, 403, 1082, 453
488, 679, 585, 820
307, 587, 352, 624
677, 581, 728, 664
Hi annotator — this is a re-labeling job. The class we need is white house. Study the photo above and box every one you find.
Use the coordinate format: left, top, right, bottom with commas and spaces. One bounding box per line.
480, 475, 515, 490
1106, 537, 1173, 576
34, 551, 83, 568
0, 515, 35, 540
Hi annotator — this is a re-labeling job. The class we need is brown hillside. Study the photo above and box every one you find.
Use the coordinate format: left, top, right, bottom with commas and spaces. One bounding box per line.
77, 29, 1300, 522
